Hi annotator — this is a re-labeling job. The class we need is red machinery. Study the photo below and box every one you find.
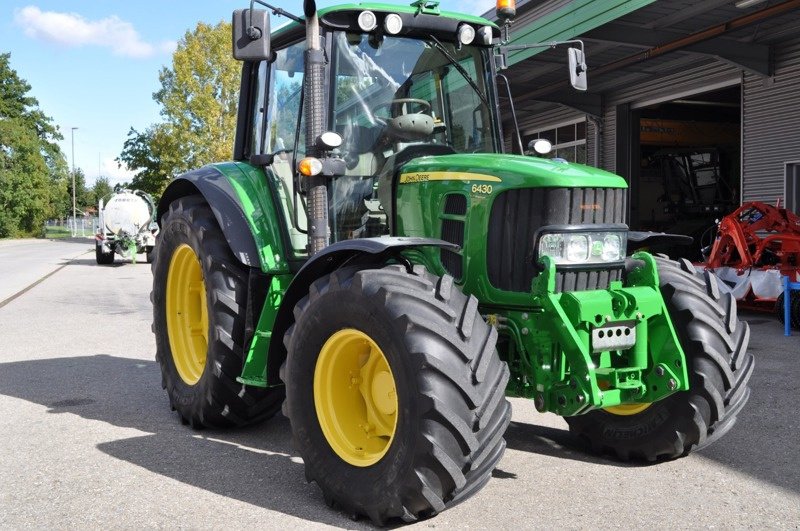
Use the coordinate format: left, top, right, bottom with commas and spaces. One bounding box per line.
703, 201, 800, 320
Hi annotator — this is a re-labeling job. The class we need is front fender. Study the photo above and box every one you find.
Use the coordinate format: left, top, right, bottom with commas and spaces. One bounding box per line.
262, 237, 458, 385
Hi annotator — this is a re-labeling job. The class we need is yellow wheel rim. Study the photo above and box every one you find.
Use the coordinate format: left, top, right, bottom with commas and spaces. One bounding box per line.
604, 402, 652, 416
314, 329, 398, 467
166, 244, 209, 386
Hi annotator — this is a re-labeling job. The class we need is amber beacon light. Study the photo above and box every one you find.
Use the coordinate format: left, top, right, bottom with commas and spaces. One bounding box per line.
496, 0, 516, 20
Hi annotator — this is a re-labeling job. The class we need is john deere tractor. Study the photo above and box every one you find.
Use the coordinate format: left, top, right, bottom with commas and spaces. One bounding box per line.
151, 0, 754, 524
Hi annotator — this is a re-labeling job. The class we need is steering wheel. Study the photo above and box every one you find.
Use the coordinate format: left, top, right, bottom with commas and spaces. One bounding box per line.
371, 98, 432, 125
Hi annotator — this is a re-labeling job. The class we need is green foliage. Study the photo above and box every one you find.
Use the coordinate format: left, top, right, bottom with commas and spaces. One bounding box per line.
65, 167, 91, 212
120, 21, 239, 197
92, 176, 113, 206
117, 125, 180, 198
0, 53, 69, 237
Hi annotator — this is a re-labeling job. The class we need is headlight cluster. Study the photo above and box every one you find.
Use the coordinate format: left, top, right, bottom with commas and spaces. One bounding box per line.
538, 231, 627, 265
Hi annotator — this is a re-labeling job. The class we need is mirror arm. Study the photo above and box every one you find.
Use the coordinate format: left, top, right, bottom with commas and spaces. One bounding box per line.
496, 74, 524, 155
501, 39, 585, 55
249, 0, 303, 30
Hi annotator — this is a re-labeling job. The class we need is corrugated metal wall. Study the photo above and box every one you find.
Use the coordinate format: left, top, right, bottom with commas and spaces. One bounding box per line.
518, 105, 584, 134
596, 59, 742, 175
606, 59, 741, 107
601, 105, 616, 172
742, 38, 800, 205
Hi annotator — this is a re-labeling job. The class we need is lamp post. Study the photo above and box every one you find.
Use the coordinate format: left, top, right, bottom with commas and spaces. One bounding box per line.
71, 127, 78, 236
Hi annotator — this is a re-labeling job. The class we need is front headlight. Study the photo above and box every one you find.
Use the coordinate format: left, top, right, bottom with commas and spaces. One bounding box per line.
537, 230, 627, 265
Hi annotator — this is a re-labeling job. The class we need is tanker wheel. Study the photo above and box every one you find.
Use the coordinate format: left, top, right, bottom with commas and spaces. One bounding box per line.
282, 265, 511, 525
566, 256, 754, 461
151, 195, 284, 428
95, 242, 114, 265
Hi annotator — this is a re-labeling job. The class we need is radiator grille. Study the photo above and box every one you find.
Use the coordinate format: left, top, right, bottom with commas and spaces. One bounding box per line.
440, 193, 467, 280
487, 187, 627, 292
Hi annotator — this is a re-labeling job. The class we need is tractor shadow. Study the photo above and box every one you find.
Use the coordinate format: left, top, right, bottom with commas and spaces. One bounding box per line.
69, 257, 145, 268
696, 312, 800, 494
0, 354, 374, 529
502, 420, 639, 468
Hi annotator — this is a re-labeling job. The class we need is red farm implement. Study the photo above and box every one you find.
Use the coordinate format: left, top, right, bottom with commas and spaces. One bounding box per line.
702, 201, 800, 325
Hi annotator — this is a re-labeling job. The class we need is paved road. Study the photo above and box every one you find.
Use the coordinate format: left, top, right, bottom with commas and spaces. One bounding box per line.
0, 240, 798, 528
0, 239, 93, 303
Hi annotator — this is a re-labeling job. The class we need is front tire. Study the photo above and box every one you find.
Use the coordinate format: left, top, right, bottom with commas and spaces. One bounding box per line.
566, 257, 754, 461
282, 265, 511, 524
152, 195, 284, 428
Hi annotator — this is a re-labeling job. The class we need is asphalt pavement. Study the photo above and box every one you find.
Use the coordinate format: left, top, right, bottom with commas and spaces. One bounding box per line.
0, 239, 798, 529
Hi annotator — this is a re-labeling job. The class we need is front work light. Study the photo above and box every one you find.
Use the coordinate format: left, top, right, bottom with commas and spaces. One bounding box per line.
384, 13, 403, 35
357, 10, 377, 31
477, 25, 493, 45
458, 24, 476, 45
538, 230, 627, 266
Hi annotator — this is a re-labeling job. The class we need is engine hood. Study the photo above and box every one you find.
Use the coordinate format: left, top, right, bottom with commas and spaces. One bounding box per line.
399, 153, 627, 189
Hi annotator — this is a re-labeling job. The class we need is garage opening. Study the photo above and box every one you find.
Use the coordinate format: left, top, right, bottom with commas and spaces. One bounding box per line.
631, 86, 741, 259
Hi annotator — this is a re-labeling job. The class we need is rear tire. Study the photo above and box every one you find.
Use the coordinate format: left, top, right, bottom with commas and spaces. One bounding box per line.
282, 265, 511, 524
152, 195, 284, 428
95, 242, 114, 265
566, 256, 754, 461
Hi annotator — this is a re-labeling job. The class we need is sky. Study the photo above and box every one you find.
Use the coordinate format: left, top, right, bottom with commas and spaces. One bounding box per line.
2, 0, 493, 186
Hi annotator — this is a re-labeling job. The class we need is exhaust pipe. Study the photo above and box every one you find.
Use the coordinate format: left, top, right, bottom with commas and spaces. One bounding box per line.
303, 0, 330, 255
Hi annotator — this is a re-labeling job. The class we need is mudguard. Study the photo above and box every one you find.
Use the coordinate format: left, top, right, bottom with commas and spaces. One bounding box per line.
158, 165, 262, 268
158, 163, 291, 274
262, 237, 459, 385
628, 231, 694, 248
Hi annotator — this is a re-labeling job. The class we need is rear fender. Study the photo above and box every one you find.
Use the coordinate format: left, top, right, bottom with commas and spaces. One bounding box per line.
157, 163, 289, 273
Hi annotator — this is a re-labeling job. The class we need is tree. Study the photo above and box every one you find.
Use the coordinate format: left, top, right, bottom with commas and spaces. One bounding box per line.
65, 168, 91, 213
0, 53, 68, 237
92, 176, 113, 206
117, 125, 180, 198
120, 21, 239, 197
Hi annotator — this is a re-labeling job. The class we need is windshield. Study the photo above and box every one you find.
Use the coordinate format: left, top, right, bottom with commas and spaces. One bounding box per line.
331, 32, 498, 164
326, 31, 498, 242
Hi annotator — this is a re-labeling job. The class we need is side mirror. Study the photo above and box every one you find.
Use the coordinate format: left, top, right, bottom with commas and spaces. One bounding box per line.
232, 9, 270, 61
568, 47, 587, 91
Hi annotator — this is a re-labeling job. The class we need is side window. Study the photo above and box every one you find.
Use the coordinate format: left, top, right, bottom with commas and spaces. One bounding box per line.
250, 61, 268, 156
265, 42, 306, 155
264, 41, 308, 257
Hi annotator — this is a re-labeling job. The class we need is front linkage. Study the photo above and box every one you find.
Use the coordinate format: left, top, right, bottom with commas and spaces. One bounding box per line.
493, 252, 689, 416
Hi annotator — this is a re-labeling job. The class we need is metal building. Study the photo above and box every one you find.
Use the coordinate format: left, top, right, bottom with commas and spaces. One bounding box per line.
495, 0, 800, 250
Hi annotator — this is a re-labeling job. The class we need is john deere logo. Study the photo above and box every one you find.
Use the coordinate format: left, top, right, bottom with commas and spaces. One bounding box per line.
581, 203, 601, 211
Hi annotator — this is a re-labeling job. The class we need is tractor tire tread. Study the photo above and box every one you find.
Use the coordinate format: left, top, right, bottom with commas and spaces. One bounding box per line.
152, 195, 283, 429
565, 255, 753, 461
281, 265, 510, 525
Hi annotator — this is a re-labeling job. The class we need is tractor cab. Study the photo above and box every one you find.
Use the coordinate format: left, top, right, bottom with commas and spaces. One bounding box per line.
234, 2, 502, 256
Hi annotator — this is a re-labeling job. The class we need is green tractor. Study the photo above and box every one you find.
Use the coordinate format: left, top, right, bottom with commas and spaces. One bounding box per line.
151, 0, 754, 524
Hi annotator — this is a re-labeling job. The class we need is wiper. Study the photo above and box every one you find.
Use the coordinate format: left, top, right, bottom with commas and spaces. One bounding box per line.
429, 35, 489, 107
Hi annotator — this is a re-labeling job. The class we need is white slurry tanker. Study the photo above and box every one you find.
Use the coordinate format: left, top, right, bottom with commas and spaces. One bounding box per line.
95, 189, 158, 264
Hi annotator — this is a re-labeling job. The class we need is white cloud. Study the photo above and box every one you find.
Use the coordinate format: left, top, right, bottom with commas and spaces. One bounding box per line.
14, 6, 173, 59
95, 157, 137, 186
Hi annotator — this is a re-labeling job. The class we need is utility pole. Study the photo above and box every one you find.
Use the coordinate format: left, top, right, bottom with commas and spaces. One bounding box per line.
71, 127, 78, 236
